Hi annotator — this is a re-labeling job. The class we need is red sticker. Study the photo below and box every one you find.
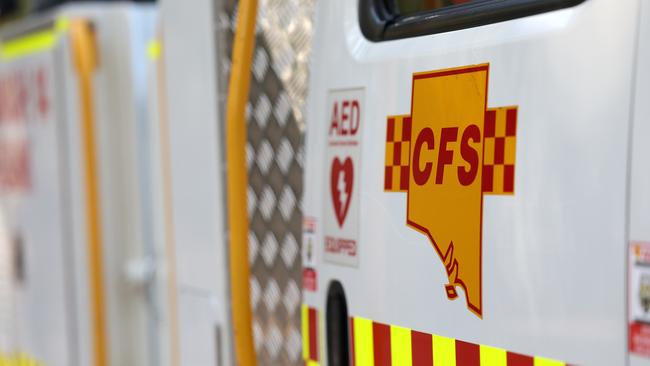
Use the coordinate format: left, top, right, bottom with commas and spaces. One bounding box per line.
303, 268, 317, 292
629, 241, 650, 357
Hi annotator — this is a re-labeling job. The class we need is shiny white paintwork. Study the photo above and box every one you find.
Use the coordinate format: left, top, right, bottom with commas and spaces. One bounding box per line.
303, 0, 647, 365
629, 1, 650, 365
0, 5, 159, 365
0, 48, 73, 365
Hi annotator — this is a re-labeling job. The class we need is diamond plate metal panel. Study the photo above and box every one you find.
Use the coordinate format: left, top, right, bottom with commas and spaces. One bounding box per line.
216, 0, 314, 364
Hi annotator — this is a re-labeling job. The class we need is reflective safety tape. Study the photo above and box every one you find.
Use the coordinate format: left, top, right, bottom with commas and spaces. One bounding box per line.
147, 39, 161, 61
390, 325, 412, 366
480, 344, 507, 365
0, 352, 43, 366
0, 17, 69, 60
348, 316, 571, 366
302, 305, 321, 365
301, 307, 571, 365
432, 334, 456, 366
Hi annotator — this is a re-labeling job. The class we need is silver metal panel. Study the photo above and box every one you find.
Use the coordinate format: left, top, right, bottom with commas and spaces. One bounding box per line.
217, 0, 314, 364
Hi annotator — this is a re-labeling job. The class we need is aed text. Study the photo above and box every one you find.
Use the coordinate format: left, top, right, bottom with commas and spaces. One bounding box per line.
329, 99, 360, 137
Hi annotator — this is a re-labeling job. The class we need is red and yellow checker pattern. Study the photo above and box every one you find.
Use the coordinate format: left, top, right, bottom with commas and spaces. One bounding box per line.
383, 108, 518, 195
384, 115, 412, 192
482, 107, 517, 195
349, 316, 569, 366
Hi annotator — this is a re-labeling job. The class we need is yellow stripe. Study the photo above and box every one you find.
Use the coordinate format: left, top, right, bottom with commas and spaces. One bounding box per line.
480, 345, 507, 366
302, 305, 310, 360
306, 361, 320, 366
1, 17, 69, 60
225, 0, 258, 363
319, 307, 326, 362
432, 334, 456, 366
1, 30, 56, 60
390, 325, 412, 366
534, 356, 565, 366
70, 20, 108, 366
354, 317, 374, 366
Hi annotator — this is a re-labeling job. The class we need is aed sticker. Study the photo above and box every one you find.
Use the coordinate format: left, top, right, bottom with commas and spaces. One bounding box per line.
323, 88, 364, 267
629, 241, 650, 357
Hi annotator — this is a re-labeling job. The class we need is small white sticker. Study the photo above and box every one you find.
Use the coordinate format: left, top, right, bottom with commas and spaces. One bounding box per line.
322, 89, 364, 267
302, 216, 317, 268
629, 241, 650, 357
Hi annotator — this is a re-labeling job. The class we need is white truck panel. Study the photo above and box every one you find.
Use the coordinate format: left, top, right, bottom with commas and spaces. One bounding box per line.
303, 0, 641, 365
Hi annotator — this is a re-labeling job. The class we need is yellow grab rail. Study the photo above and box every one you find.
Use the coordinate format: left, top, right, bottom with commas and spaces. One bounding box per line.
225, 0, 259, 364
69, 19, 108, 366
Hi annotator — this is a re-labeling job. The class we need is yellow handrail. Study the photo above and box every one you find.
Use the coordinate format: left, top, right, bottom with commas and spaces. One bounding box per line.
69, 19, 108, 366
225, 0, 259, 364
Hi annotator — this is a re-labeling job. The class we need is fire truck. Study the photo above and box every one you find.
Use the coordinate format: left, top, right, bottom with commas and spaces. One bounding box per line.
0, 4, 166, 365
301, 0, 650, 365
2, 0, 650, 365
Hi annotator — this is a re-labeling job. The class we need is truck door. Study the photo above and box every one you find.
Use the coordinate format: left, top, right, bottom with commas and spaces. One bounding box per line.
302, 0, 640, 365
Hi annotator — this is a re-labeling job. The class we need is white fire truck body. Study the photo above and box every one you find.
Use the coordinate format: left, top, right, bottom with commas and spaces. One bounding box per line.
302, 1, 650, 365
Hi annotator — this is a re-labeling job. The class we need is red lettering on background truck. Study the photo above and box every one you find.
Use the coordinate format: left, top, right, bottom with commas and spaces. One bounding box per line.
0, 139, 30, 192
0, 65, 51, 193
0, 66, 50, 124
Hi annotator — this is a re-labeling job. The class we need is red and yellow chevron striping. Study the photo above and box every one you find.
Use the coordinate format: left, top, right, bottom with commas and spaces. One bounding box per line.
302, 305, 322, 365
348, 316, 568, 366
302, 306, 570, 366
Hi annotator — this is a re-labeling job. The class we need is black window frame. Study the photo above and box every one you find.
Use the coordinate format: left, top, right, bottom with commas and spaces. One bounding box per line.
360, 0, 586, 42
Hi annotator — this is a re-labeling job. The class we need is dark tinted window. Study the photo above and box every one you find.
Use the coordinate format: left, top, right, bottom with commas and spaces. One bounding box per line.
388, 0, 478, 15
360, 0, 586, 41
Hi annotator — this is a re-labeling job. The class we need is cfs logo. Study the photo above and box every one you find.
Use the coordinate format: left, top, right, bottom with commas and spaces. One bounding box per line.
384, 64, 517, 318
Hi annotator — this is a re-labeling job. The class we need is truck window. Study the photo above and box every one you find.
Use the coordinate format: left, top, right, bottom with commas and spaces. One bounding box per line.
360, 0, 586, 41
388, 0, 477, 15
